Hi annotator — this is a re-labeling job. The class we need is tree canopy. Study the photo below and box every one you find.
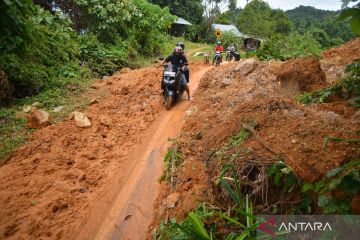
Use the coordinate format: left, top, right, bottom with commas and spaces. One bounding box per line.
236, 0, 292, 37
149, 0, 204, 24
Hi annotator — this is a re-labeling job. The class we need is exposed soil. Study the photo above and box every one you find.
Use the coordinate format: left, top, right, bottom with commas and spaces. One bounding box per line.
150, 40, 360, 233
278, 56, 327, 94
0, 61, 209, 240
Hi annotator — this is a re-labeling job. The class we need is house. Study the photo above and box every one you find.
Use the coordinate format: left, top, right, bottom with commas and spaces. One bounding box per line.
243, 37, 261, 51
170, 17, 192, 37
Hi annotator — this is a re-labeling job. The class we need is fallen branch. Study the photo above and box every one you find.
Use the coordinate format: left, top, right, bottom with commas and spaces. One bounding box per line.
243, 124, 284, 160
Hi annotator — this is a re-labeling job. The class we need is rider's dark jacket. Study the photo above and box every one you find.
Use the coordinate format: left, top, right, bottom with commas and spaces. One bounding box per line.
164, 55, 188, 68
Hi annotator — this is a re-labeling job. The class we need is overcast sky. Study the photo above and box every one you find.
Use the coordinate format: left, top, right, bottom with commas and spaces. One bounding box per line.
236, 0, 345, 11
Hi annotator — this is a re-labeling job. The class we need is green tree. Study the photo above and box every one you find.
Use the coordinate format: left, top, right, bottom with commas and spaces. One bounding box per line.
228, 0, 236, 11
149, 0, 204, 24
339, 0, 360, 34
215, 0, 240, 24
0, 0, 176, 98
236, 0, 292, 38
308, 28, 332, 48
0, 0, 35, 51
271, 9, 292, 34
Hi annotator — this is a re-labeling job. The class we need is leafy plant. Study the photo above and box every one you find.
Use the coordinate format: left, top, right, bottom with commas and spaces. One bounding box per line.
302, 158, 360, 214
154, 164, 259, 240
267, 161, 300, 193
0, 0, 35, 52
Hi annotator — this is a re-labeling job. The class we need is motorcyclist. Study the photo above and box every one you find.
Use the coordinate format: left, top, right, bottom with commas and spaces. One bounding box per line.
176, 42, 190, 83
162, 46, 190, 100
228, 43, 236, 53
212, 41, 224, 65
226, 43, 236, 61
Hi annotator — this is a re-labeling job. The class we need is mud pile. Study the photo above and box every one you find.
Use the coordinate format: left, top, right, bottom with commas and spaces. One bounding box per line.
152, 40, 360, 226
278, 56, 326, 94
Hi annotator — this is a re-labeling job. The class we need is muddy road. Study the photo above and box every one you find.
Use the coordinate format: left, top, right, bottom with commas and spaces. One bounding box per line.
0, 60, 212, 239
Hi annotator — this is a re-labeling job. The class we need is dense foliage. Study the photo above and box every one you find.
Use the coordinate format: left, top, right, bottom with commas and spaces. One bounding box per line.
0, 4, 86, 97
236, 0, 292, 38
256, 32, 322, 61
218, 31, 243, 51
0, 0, 175, 100
149, 0, 204, 24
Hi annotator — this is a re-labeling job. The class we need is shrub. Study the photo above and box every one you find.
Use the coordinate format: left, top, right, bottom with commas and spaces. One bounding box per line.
256, 32, 322, 61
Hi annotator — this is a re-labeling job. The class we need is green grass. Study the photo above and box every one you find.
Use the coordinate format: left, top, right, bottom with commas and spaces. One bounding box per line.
0, 108, 29, 161
122, 36, 211, 67
161, 36, 211, 61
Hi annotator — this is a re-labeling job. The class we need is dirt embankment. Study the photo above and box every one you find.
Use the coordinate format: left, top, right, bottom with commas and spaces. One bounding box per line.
0, 62, 204, 239
278, 56, 327, 94
320, 37, 360, 83
151, 40, 360, 229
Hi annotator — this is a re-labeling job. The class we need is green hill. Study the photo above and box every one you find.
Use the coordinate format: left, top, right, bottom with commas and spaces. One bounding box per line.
285, 6, 356, 45
286, 5, 339, 21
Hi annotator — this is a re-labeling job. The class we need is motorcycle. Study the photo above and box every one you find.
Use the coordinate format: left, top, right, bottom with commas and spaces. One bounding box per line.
214, 51, 222, 66
161, 64, 185, 110
226, 50, 233, 62
226, 49, 241, 62
233, 51, 241, 61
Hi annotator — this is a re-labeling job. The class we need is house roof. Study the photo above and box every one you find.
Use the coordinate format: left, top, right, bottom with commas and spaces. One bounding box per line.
173, 17, 192, 26
212, 24, 247, 38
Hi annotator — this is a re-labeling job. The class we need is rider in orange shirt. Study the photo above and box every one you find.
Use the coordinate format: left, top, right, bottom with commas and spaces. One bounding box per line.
213, 41, 224, 65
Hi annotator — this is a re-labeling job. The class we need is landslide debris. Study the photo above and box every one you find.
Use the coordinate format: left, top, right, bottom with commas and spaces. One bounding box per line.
320, 38, 360, 83
151, 39, 360, 227
278, 56, 326, 94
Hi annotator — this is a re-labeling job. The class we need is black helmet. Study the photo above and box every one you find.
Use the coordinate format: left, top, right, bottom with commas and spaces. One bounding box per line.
176, 42, 185, 50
